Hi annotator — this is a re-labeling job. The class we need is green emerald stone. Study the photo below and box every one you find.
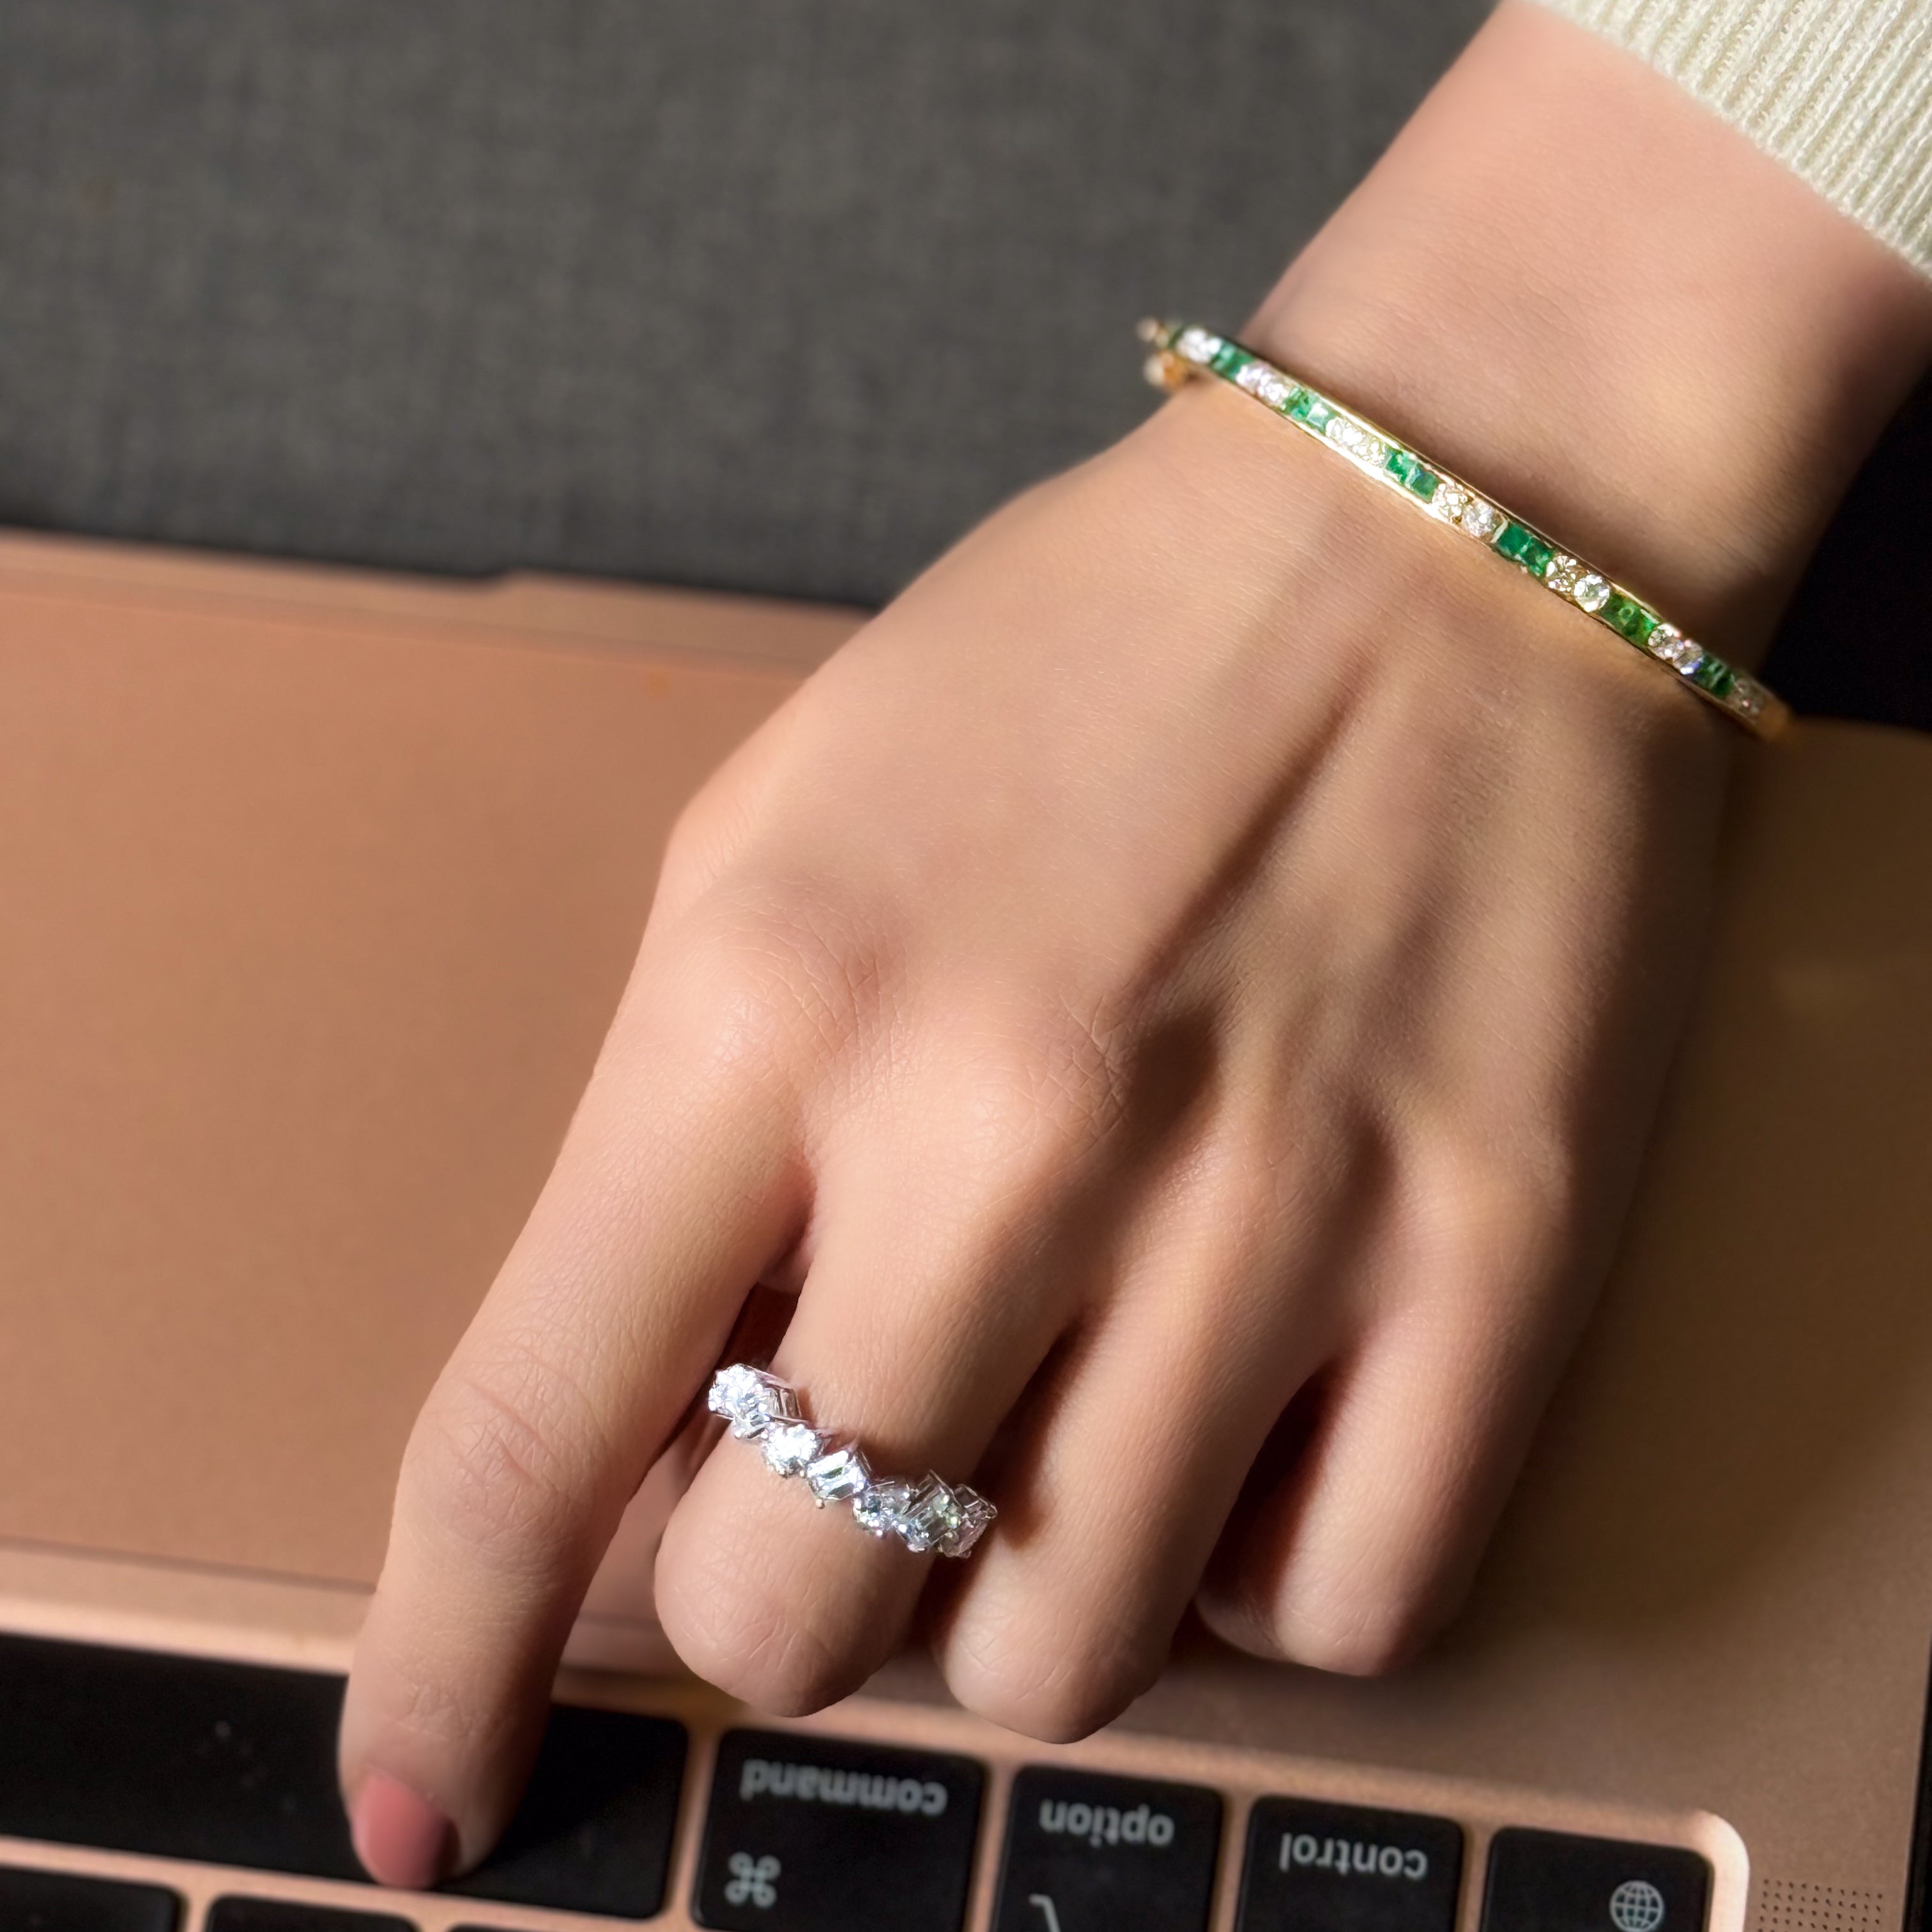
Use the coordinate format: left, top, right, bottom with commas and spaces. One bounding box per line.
1694, 657, 1736, 698
1384, 449, 1438, 500
1210, 343, 1250, 378
1602, 594, 1657, 643
1496, 522, 1554, 576
1300, 398, 1335, 431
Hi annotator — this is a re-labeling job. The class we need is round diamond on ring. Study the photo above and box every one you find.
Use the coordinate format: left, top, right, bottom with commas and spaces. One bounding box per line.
706, 1364, 997, 1558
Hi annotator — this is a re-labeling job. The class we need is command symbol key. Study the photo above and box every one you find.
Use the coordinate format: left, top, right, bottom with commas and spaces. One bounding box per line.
694, 1730, 983, 1932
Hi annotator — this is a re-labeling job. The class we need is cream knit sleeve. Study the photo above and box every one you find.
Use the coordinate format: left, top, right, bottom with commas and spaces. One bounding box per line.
1531, 0, 1932, 276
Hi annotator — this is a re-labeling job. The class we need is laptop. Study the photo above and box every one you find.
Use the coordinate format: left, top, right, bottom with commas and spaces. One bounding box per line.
1, 526, 1927, 1932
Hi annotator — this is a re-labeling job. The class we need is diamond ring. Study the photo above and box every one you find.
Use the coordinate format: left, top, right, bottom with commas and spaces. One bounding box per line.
705, 1363, 996, 1559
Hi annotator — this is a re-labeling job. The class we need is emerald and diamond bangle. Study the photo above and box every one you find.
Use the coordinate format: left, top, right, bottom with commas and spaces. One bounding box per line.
1139, 321, 1788, 740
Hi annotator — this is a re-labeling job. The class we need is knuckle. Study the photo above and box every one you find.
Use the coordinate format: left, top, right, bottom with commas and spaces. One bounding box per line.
1027, 1000, 1126, 1142
1192, 1571, 1285, 1662
654, 699, 803, 907
667, 878, 887, 1077
655, 1538, 864, 1717
402, 1347, 600, 1574
656, 797, 728, 907
946, 1004, 1126, 1182
1271, 1567, 1454, 1678
1197, 1135, 1299, 1254
1287, 1609, 1434, 1678
1404, 1131, 1579, 1290
699, 1618, 857, 1719
945, 1595, 1156, 1744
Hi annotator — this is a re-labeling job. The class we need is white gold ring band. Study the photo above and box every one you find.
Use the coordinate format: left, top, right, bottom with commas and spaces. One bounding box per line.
706, 1363, 996, 1559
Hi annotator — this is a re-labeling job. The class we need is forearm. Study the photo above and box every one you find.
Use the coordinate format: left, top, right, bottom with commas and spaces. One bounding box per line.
1245, 0, 1932, 665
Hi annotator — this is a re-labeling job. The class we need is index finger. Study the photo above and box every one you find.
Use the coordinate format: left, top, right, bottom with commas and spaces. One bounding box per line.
337, 948, 804, 1885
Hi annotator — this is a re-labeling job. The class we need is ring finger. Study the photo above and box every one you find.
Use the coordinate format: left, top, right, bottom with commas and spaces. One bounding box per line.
652, 1092, 1103, 1712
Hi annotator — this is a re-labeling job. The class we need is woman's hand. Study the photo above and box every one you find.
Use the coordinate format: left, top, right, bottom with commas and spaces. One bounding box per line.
338, 377, 1728, 1878
337, 1, 1932, 1887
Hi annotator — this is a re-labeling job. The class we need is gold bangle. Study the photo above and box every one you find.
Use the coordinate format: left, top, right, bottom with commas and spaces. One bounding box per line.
1140, 321, 1788, 740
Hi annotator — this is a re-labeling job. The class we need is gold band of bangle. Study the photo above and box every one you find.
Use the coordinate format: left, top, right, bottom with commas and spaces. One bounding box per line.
1140, 321, 1788, 740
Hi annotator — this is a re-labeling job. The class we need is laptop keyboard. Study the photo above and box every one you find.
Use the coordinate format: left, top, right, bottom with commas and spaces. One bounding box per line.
0, 1630, 1713, 1931
0, 1864, 182, 1932
0, 1634, 683, 1916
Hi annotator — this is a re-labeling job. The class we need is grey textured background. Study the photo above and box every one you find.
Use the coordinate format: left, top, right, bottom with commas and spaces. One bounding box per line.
0, 0, 1926, 724
0, 0, 1489, 606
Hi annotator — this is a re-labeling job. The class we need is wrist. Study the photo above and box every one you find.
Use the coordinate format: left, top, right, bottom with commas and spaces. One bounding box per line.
1133, 376, 1742, 763
1245, 1, 1932, 668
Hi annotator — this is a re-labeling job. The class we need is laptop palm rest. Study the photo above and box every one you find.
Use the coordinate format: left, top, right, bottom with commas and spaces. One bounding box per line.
1, 532, 1928, 1931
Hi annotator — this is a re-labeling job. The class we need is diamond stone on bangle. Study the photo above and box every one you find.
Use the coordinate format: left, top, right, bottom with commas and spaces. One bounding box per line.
1648, 624, 1705, 675
804, 1443, 872, 1505
1545, 554, 1613, 614
1236, 360, 1294, 408
1176, 326, 1221, 365
762, 1420, 827, 1478
1326, 416, 1390, 468
708, 1365, 801, 1440
1459, 498, 1503, 542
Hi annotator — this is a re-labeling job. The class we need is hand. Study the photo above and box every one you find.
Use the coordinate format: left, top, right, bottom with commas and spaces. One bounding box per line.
337, 0, 1932, 1887
337, 372, 1726, 1878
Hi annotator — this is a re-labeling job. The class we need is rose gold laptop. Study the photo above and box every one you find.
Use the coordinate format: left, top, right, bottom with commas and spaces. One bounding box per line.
2, 528, 1928, 1932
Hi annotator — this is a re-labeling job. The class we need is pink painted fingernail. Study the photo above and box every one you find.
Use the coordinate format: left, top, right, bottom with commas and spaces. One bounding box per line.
349, 1768, 456, 1890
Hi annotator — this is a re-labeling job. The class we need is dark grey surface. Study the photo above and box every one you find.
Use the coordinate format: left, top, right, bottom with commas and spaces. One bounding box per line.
0, 0, 1489, 607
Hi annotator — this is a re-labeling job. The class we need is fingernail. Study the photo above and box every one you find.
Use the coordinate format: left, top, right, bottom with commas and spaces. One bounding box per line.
349, 1768, 456, 1890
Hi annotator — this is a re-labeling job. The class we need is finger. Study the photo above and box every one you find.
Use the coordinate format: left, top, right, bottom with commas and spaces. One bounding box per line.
1195, 1242, 1574, 1673
574, 1280, 804, 1654
339, 946, 804, 1883
928, 1162, 1351, 1742
652, 1195, 1073, 1715
653, 1064, 1100, 1717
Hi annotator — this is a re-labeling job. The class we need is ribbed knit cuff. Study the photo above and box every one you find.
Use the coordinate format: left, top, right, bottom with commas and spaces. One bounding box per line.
1533, 0, 1932, 278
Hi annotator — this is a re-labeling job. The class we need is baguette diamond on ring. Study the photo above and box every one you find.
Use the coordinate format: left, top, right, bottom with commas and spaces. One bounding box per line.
705, 1364, 996, 1558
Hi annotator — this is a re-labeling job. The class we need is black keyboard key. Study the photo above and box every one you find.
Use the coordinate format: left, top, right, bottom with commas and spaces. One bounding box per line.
0, 1866, 180, 1932
694, 1729, 983, 1932
0, 1634, 686, 1916
448, 1703, 686, 1919
0, 1634, 360, 1878
992, 1766, 1222, 1932
1236, 1797, 1463, 1932
206, 1901, 414, 1932
1482, 1828, 1709, 1932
